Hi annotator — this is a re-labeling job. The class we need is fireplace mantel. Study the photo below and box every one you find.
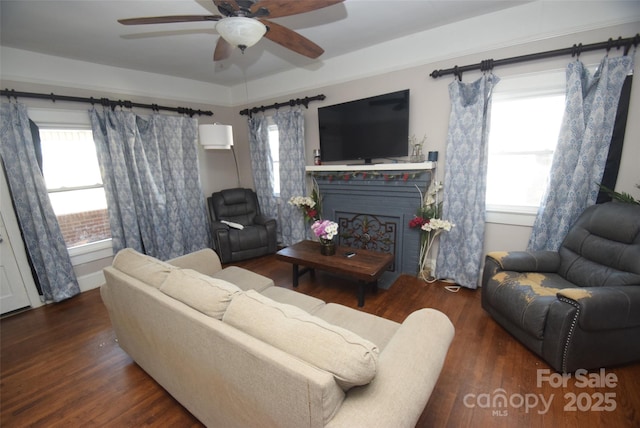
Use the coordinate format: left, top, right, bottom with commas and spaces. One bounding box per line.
306, 162, 434, 173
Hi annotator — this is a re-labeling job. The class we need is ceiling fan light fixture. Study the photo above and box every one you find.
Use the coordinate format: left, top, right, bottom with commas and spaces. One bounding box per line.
216, 17, 266, 51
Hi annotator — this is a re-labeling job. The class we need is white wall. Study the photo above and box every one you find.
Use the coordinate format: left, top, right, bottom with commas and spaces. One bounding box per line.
230, 22, 640, 254
1, 10, 638, 294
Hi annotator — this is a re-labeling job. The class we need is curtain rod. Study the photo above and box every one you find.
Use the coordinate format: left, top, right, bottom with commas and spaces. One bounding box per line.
1, 88, 213, 117
239, 94, 325, 117
430, 34, 640, 79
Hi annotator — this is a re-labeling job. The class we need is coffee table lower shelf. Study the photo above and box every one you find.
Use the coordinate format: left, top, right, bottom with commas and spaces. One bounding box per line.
275, 240, 394, 307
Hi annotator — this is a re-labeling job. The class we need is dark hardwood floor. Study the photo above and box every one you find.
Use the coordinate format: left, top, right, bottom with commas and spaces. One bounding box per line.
2, 254, 639, 427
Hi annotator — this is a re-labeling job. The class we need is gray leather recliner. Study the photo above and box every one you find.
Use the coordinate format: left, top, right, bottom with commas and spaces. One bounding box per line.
481, 201, 640, 373
207, 188, 277, 263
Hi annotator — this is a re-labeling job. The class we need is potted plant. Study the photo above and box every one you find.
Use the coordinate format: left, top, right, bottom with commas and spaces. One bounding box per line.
311, 219, 339, 256
409, 181, 454, 282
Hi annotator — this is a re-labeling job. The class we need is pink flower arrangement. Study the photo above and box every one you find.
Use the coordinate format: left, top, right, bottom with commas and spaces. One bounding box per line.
311, 219, 338, 242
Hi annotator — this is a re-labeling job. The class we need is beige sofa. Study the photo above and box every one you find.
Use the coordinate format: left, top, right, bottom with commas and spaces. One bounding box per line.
101, 248, 454, 428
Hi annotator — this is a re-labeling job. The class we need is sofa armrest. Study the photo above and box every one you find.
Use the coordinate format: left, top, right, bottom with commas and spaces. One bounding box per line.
487, 251, 560, 272
167, 248, 222, 277
210, 220, 230, 232
254, 215, 277, 253
482, 251, 560, 288
210, 222, 232, 263
326, 309, 454, 428
556, 286, 640, 331
254, 214, 275, 227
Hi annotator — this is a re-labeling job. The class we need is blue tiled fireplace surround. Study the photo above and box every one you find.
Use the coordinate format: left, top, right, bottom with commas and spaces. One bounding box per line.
315, 171, 431, 289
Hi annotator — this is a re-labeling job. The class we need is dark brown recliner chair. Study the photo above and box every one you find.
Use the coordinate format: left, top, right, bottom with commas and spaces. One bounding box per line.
207, 188, 277, 263
481, 201, 640, 373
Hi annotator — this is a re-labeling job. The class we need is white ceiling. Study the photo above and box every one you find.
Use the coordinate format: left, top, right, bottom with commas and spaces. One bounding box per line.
0, 0, 533, 88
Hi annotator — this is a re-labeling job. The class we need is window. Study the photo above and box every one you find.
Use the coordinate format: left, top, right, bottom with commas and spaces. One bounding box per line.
268, 123, 280, 196
39, 128, 111, 249
486, 71, 566, 221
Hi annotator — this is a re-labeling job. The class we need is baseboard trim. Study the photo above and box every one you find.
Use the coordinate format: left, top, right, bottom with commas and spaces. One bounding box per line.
78, 270, 105, 293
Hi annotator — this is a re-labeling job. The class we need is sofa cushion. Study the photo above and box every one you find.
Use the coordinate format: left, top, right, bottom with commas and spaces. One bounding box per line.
112, 248, 176, 288
228, 226, 268, 252
160, 269, 241, 319
168, 248, 222, 277
260, 286, 326, 314
223, 290, 379, 390
210, 266, 274, 292
558, 202, 640, 287
313, 303, 399, 351
484, 271, 576, 339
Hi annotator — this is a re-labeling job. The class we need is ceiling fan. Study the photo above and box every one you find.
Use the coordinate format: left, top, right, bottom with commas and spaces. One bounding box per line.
118, 0, 344, 61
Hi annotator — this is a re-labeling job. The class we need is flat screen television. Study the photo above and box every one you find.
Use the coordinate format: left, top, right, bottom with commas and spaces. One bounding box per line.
318, 89, 410, 164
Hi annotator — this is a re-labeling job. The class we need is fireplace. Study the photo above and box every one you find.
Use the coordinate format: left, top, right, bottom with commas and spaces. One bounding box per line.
308, 164, 433, 288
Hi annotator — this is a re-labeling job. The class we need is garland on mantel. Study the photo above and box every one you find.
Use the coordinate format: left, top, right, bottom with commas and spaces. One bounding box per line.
308, 170, 428, 182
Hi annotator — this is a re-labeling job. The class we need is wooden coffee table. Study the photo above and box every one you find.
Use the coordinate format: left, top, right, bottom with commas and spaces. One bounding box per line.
275, 240, 394, 307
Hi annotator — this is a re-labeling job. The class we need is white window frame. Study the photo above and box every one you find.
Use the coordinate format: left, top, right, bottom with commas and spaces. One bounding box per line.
485, 69, 566, 227
27, 107, 113, 265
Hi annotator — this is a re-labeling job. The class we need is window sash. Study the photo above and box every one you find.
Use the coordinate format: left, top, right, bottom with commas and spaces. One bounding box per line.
47, 183, 104, 193
28, 111, 113, 259
486, 72, 565, 217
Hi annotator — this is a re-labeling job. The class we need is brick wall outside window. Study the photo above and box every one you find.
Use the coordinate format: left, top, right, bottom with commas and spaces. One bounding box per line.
56, 209, 111, 248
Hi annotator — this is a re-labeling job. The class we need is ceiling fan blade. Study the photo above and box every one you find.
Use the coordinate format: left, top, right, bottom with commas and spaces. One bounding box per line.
252, 0, 344, 19
214, 37, 233, 61
260, 19, 323, 59
118, 15, 221, 25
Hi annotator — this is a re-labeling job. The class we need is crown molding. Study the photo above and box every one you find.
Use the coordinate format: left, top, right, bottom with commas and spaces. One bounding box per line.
2, 2, 637, 107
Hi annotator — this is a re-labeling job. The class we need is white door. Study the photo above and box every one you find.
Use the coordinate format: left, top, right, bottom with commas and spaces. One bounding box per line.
0, 211, 31, 314
1, 165, 36, 314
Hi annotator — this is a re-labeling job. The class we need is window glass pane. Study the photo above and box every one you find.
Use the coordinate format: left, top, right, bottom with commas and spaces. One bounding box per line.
486, 94, 565, 210
39, 128, 111, 248
268, 124, 280, 196
40, 129, 102, 189
52, 188, 111, 248
48, 187, 108, 215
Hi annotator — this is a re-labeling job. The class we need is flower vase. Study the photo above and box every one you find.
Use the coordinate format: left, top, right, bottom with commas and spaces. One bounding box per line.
320, 239, 335, 256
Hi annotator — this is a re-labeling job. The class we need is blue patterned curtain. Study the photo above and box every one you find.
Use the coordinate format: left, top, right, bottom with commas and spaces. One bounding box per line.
273, 109, 306, 246
435, 74, 500, 289
89, 109, 210, 260
528, 56, 633, 251
248, 114, 279, 233
0, 103, 80, 302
